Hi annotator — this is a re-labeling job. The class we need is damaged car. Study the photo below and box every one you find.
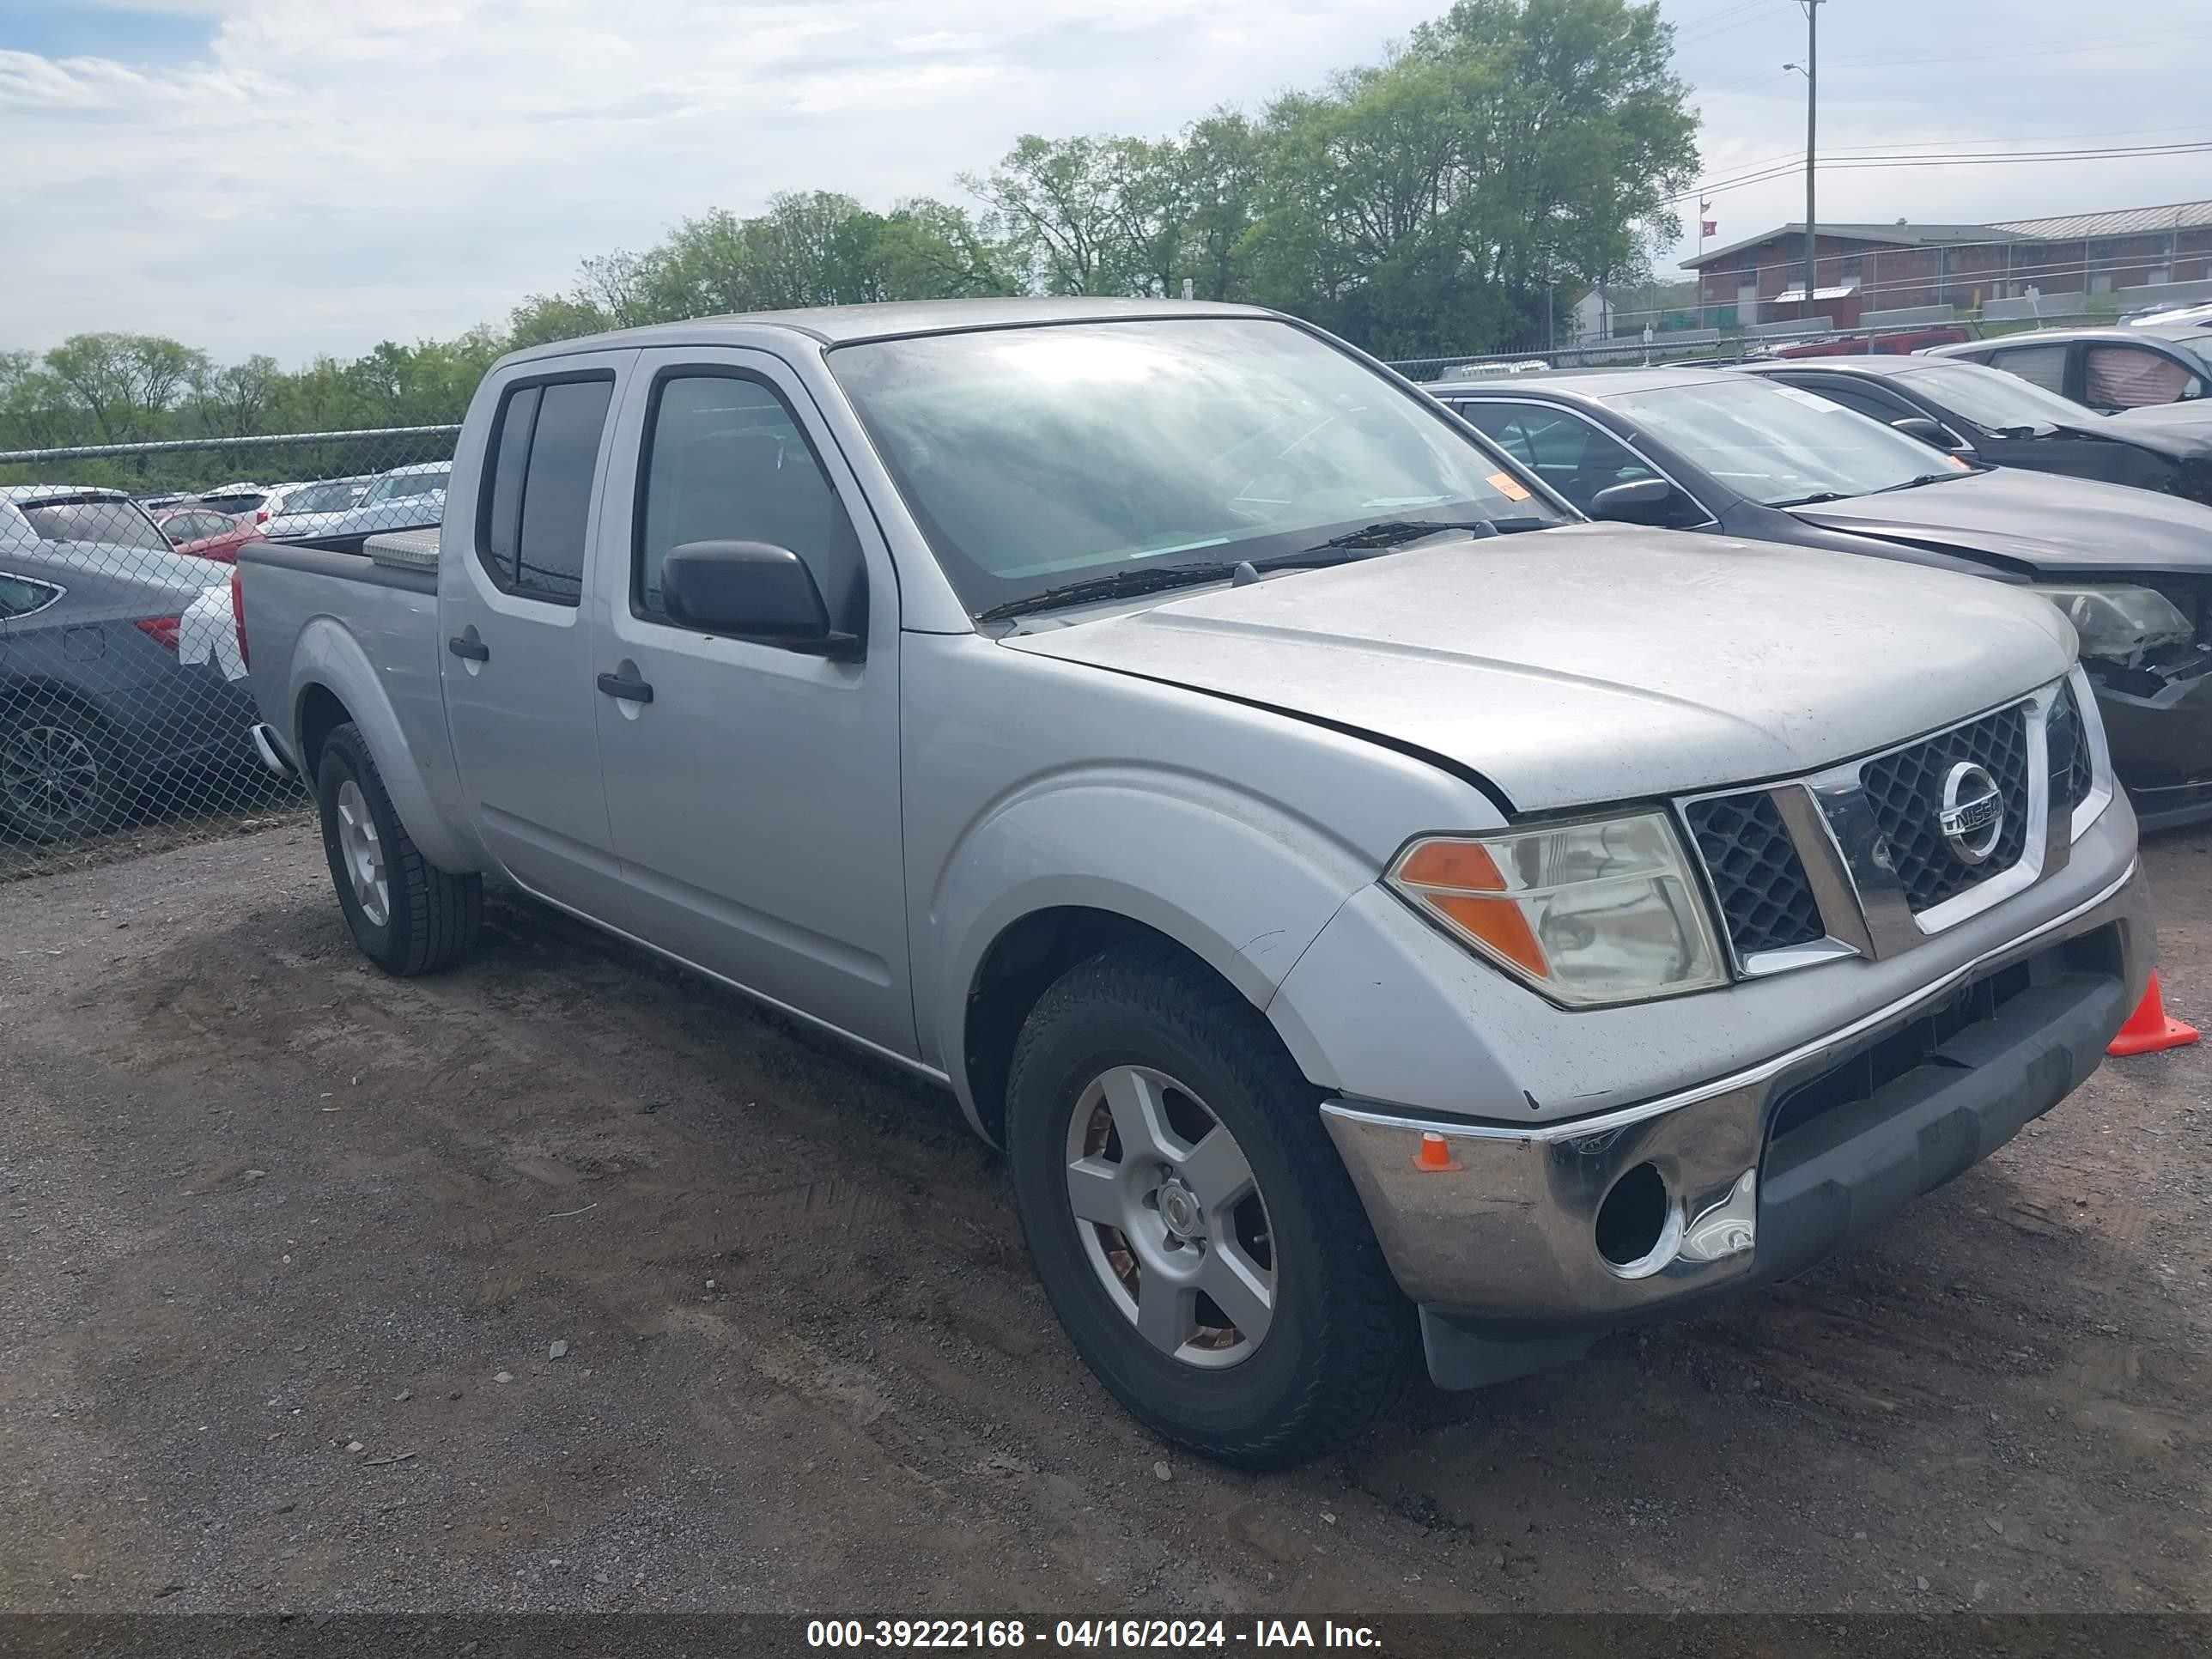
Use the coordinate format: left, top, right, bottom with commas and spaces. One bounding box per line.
1436, 368, 2212, 829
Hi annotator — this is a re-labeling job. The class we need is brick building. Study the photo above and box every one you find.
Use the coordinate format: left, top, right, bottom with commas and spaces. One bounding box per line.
1684, 200, 2212, 327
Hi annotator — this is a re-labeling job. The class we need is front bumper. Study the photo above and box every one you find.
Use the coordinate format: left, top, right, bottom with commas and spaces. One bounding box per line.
1321, 858, 2150, 1388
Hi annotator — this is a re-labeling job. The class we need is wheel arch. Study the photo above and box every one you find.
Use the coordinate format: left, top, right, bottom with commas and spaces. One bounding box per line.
956, 896, 1340, 1147
285, 615, 479, 873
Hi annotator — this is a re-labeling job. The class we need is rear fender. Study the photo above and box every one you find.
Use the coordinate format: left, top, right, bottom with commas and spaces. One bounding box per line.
289, 616, 483, 873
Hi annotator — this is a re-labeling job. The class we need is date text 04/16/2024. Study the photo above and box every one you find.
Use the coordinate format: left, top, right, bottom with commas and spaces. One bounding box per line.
805, 1620, 1383, 1649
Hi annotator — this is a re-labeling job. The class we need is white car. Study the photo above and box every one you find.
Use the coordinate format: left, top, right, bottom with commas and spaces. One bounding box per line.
263, 477, 374, 540
178, 569, 248, 683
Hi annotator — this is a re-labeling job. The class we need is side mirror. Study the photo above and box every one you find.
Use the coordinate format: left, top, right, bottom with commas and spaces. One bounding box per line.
661, 539, 860, 659
1890, 416, 1957, 449
1589, 477, 1689, 526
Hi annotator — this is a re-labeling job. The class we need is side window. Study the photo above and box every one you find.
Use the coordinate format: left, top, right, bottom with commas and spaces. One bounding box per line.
1462, 403, 1651, 514
0, 572, 59, 618
1986, 343, 2069, 394
1451, 401, 1534, 465
2085, 345, 2201, 410
475, 375, 615, 605
634, 374, 865, 631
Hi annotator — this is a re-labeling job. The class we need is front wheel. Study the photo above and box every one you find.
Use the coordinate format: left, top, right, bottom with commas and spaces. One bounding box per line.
1006, 940, 1418, 1468
314, 721, 481, 975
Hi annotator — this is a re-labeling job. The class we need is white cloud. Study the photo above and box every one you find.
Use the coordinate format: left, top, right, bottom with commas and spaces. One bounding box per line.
10, 0, 2203, 363
3, 0, 1441, 362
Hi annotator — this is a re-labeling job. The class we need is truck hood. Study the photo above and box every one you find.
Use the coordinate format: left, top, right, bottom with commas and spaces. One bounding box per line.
1785, 465, 2212, 578
1001, 523, 2075, 812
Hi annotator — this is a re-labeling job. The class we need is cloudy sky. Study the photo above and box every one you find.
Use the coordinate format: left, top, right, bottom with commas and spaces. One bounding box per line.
3, 0, 2207, 364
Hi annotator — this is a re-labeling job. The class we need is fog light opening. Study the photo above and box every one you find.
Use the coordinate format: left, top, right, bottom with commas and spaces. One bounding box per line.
1595, 1163, 1673, 1269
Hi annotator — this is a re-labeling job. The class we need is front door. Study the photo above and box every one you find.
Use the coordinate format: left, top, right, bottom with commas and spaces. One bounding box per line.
440, 350, 631, 911
589, 347, 914, 1059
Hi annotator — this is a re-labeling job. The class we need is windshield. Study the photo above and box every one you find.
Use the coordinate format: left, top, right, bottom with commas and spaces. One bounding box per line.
1899, 362, 2095, 432
276, 481, 363, 516
1618, 378, 1966, 505
829, 318, 1565, 615
16, 499, 169, 552
364, 468, 449, 504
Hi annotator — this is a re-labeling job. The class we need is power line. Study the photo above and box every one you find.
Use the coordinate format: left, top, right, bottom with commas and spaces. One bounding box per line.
1671, 139, 2212, 204
1674, 1, 1795, 47
1822, 27, 2211, 69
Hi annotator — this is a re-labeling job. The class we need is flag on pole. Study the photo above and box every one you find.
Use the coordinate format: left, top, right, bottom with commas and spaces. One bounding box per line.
1699, 198, 1716, 240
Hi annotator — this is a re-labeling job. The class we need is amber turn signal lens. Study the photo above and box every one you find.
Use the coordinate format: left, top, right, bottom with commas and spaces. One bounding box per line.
1395, 839, 1507, 892
1425, 892, 1548, 976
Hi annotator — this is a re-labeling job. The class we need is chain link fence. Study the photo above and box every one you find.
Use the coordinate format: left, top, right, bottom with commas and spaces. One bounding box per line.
0, 426, 458, 880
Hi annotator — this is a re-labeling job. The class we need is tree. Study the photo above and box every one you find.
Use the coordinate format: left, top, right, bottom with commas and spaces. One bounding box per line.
39, 332, 209, 444
186, 355, 281, 438
965, 136, 1129, 295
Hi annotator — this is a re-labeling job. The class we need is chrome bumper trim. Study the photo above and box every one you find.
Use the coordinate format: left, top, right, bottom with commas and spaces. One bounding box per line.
1322, 854, 2146, 1322
1323, 856, 2136, 1148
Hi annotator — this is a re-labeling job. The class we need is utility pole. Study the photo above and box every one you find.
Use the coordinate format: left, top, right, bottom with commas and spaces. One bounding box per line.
1800, 0, 1822, 314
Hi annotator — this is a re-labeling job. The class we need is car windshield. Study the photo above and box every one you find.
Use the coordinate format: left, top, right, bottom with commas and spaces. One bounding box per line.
276, 481, 362, 515
364, 468, 448, 504
828, 318, 1565, 615
15, 499, 170, 552
1616, 378, 1964, 505
1898, 362, 2096, 432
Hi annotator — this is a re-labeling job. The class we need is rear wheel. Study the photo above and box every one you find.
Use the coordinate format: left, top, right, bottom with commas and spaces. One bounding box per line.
315, 721, 481, 975
0, 699, 115, 842
1006, 939, 1419, 1468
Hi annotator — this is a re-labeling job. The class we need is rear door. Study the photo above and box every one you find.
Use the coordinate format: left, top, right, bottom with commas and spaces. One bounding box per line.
586, 346, 915, 1057
439, 350, 631, 910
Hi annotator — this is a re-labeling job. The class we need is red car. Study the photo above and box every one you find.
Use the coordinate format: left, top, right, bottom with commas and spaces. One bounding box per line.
1769, 324, 1974, 359
155, 507, 264, 564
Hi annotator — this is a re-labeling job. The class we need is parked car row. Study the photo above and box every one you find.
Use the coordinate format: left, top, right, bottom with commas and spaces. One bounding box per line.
1433, 361, 2212, 830
237, 297, 2172, 1470
0, 486, 258, 842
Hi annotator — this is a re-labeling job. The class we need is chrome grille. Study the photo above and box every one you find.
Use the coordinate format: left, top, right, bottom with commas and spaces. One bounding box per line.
1682, 791, 1825, 957
1860, 704, 2033, 913
2048, 681, 2093, 813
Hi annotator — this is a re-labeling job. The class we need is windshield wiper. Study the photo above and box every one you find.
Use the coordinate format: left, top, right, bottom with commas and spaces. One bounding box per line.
974, 562, 1239, 623
975, 520, 1507, 623
1297, 518, 1498, 554
1874, 471, 1969, 493
1990, 424, 2053, 439
1773, 491, 1853, 506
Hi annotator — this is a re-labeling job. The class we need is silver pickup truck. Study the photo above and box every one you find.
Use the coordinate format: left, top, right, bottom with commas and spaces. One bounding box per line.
240, 298, 2150, 1468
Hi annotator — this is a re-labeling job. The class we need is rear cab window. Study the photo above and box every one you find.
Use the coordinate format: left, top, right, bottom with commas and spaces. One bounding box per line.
475, 375, 617, 604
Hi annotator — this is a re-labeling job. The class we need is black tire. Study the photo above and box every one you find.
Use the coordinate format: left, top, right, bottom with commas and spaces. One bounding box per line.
0, 696, 117, 842
1006, 939, 1419, 1468
315, 721, 481, 975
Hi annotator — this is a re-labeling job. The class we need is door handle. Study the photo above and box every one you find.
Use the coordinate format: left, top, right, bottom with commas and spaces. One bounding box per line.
596, 671, 654, 704
448, 635, 489, 662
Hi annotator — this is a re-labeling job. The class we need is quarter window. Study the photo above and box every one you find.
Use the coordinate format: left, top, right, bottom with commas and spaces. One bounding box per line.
475, 375, 615, 604
633, 374, 865, 631
0, 572, 61, 618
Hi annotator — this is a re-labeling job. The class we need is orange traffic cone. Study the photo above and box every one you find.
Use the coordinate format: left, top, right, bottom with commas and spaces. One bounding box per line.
2107, 970, 2201, 1057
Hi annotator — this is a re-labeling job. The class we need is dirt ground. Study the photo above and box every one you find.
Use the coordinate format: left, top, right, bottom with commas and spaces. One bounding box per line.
2, 819, 2206, 1617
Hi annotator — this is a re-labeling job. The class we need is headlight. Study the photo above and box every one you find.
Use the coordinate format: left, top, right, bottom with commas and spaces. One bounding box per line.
1387, 813, 1727, 1007
2036, 585, 2193, 659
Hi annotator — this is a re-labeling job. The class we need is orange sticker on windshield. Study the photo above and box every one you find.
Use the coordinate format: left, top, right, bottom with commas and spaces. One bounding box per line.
1487, 471, 1533, 501
1945, 454, 1971, 470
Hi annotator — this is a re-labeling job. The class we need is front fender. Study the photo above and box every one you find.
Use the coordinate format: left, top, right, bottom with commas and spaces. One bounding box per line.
923, 766, 1380, 1126
289, 616, 483, 875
